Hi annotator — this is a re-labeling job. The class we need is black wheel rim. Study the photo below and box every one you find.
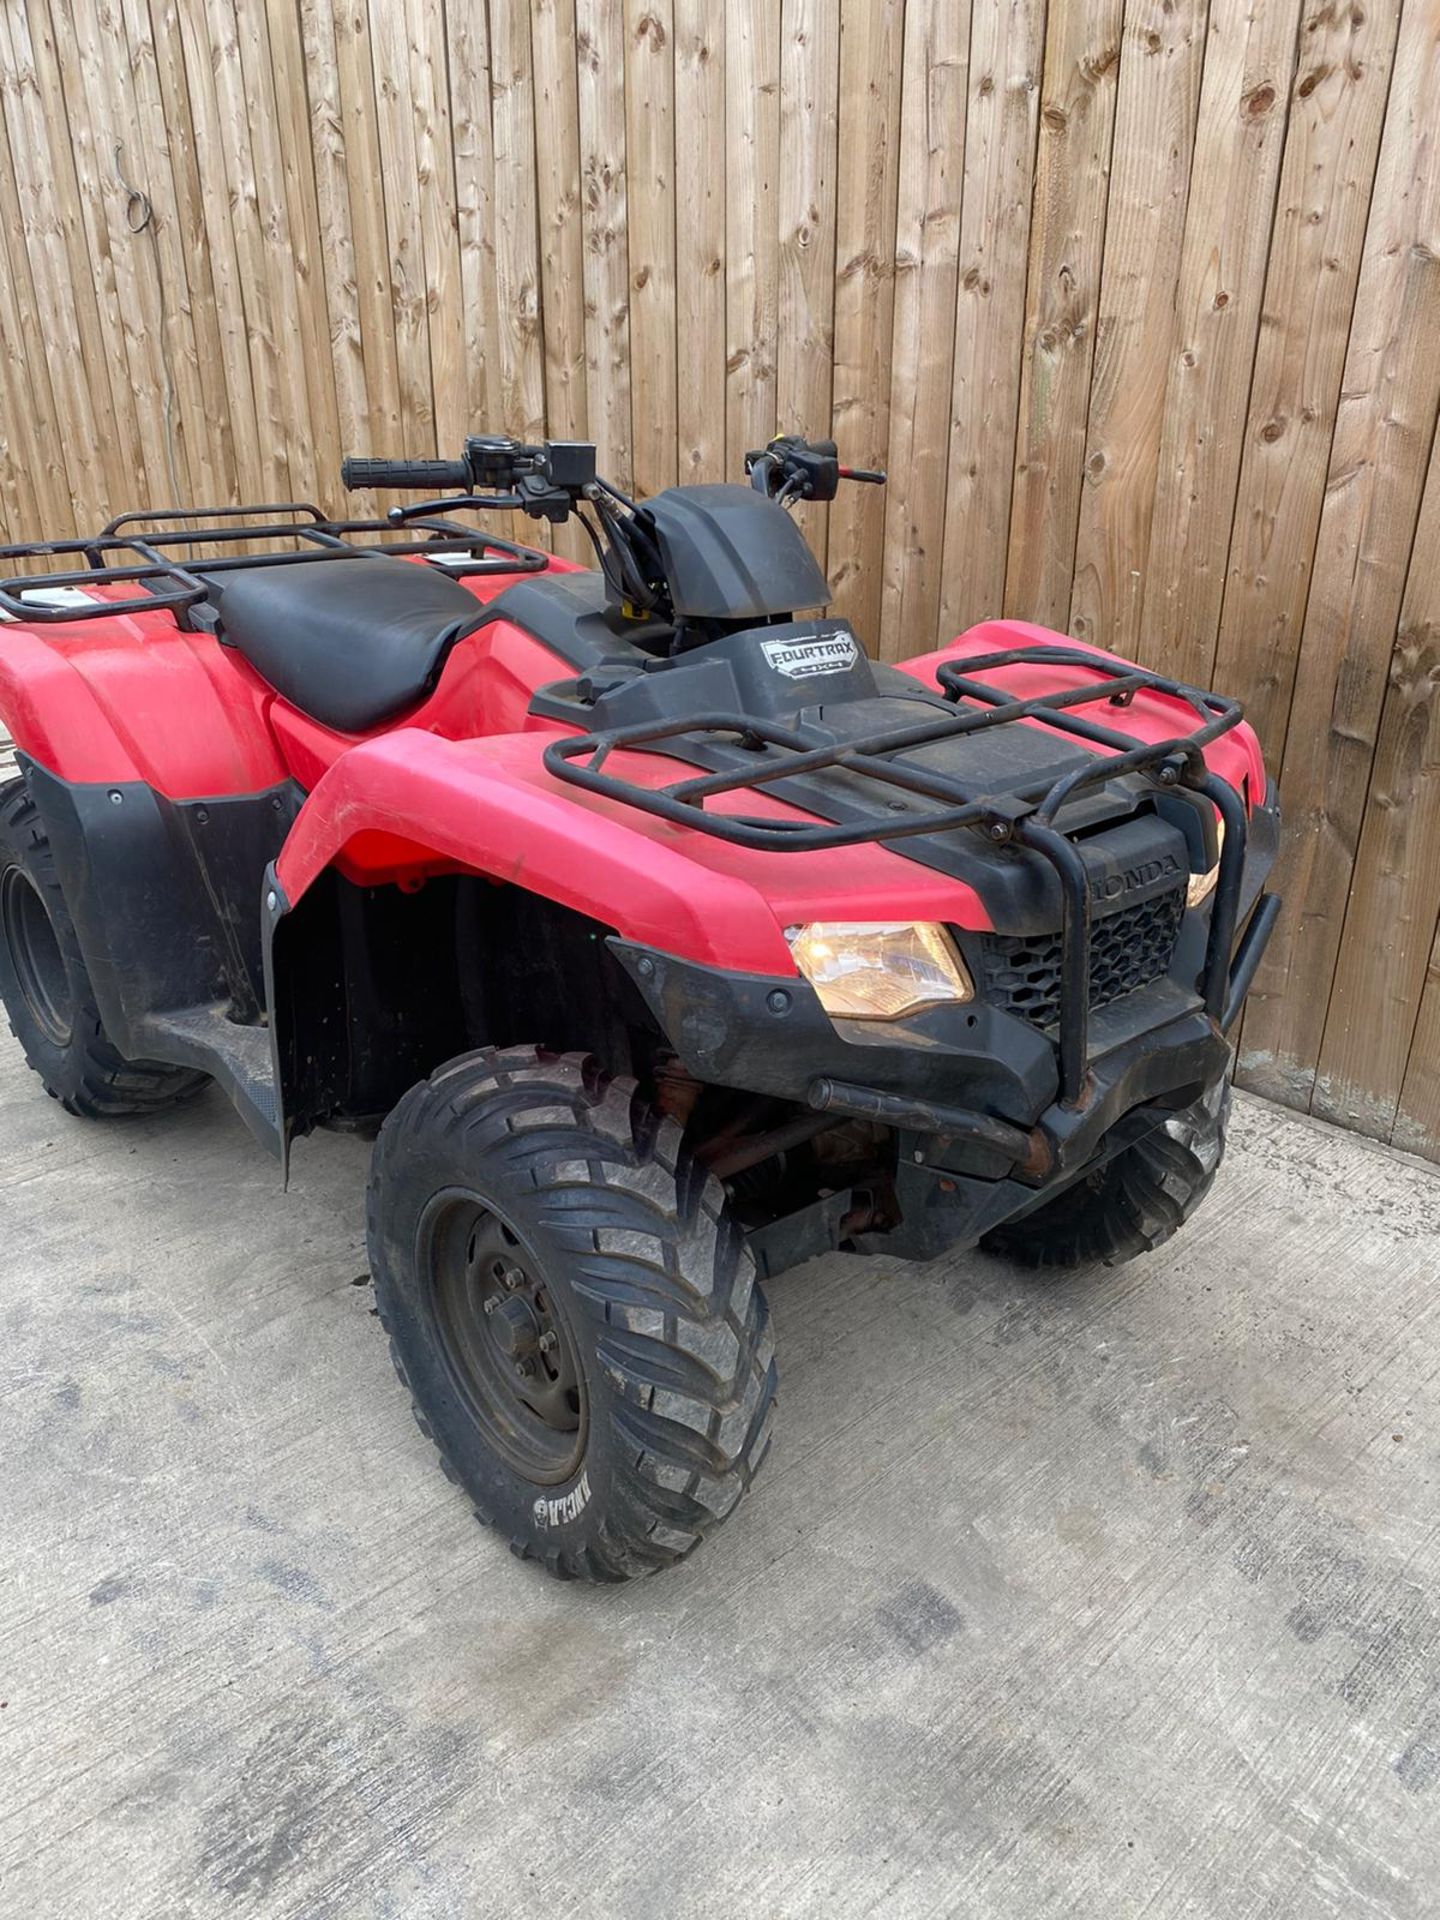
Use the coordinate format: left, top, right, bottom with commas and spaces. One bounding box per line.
422, 1194, 588, 1485
1, 865, 73, 1046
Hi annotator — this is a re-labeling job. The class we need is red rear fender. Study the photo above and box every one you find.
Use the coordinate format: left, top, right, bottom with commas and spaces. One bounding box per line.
0, 559, 578, 797
0, 595, 285, 795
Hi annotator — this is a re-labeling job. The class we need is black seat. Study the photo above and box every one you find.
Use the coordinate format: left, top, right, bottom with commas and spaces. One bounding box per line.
214, 554, 488, 733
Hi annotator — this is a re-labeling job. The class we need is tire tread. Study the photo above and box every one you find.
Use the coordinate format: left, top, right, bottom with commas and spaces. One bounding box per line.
0, 778, 208, 1117
367, 1045, 776, 1582
981, 1079, 1230, 1271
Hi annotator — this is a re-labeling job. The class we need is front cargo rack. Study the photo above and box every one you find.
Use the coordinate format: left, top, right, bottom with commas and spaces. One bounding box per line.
0, 500, 547, 631
544, 646, 1250, 1105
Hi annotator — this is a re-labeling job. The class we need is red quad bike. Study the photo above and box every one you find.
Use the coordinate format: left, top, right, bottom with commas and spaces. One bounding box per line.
0, 434, 1280, 1580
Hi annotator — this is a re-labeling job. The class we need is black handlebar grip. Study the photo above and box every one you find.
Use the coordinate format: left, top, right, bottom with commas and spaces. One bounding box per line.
340, 455, 472, 491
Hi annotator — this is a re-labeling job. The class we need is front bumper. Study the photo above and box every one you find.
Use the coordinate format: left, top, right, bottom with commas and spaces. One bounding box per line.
611, 785, 1281, 1268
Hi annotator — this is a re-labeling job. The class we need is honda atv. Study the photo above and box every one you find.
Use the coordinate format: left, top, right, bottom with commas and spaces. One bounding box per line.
0, 434, 1280, 1581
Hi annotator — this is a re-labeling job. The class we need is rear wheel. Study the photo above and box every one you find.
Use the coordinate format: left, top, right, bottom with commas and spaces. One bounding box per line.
0, 776, 208, 1117
980, 1078, 1230, 1270
367, 1045, 777, 1581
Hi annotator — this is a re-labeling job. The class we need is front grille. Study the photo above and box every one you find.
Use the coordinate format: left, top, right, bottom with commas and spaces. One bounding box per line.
974, 884, 1186, 1030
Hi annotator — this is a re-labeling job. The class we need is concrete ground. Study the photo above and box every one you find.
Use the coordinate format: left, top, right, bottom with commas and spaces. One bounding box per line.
0, 1043, 1437, 1920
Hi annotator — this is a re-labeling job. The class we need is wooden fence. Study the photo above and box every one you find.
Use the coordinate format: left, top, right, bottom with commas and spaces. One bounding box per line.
0, 0, 1437, 1161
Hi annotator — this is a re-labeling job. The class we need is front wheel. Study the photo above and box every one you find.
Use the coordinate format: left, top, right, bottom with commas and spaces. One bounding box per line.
980, 1078, 1230, 1270
366, 1046, 777, 1582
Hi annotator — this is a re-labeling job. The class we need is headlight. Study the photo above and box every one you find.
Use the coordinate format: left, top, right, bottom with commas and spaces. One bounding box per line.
785, 921, 974, 1020
1187, 817, 1226, 908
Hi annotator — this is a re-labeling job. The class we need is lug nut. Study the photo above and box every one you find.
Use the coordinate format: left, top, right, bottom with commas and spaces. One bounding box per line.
502, 1266, 524, 1290
537, 1330, 558, 1355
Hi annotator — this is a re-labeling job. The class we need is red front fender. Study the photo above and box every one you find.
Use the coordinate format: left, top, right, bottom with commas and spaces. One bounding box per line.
274, 729, 994, 975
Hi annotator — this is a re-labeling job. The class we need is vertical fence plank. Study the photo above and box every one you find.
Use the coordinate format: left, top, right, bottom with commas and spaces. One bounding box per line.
1005, 0, 1124, 632
673, 0, 726, 484
827, 0, 905, 645
0, 0, 133, 524
1238, 0, 1440, 1112
490, 0, 547, 516
445, 0, 503, 440
777, 0, 841, 560
181, 0, 294, 497
937, 0, 1046, 639
0, 199, 51, 537
1069, 0, 1210, 658
489, 0, 547, 453
230, 0, 324, 502
532, 0, 588, 444
25, 0, 151, 504
56, 0, 178, 505
726, 0, 782, 472
1312, 432, 1440, 1139
298, 0, 370, 467
878, 0, 970, 662
323, 0, 406, 468
119, 0, 238, 509
0, 88, 74, 534
0, 220, 67, 539
531, 0, 590, 555
1213, 0, 1400, 762
625, 0, 676, 497
1139, 0, 1304, 690
368, 0, 437, 454
146, 0, 261, 500
264, 0, 344, 506
406, 0, 469, 446
577, 0, 633, 483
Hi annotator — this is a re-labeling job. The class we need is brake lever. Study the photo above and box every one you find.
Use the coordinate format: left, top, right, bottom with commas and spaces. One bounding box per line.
385, 492, 526, 525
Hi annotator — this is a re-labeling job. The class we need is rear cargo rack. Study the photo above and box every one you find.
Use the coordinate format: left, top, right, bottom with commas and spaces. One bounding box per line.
0, 501, 547, 631
545, 646, 1249, 1104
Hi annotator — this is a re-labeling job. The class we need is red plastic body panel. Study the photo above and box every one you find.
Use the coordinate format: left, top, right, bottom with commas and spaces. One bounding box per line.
0, 556, 584, 797
265, 617, 570, 785
0, 555, 1269, 974
274, 730, 993, 973
0, 585, 287, 794
909, 620, 1267, 804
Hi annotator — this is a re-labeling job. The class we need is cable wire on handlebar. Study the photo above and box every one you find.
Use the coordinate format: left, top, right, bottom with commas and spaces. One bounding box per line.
588, 492, 665, 615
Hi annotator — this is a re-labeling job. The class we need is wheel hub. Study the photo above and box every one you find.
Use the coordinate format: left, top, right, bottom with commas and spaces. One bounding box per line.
425, 1199, 588, 1484
488, 1293, 541, 1363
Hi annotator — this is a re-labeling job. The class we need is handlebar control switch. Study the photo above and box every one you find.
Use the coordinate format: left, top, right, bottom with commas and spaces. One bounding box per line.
743, 436, 883, 505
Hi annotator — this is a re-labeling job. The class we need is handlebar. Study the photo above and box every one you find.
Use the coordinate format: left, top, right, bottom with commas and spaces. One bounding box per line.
337, 430, 879, 619
340, 455, 473, 492
341, 436, 599, 503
